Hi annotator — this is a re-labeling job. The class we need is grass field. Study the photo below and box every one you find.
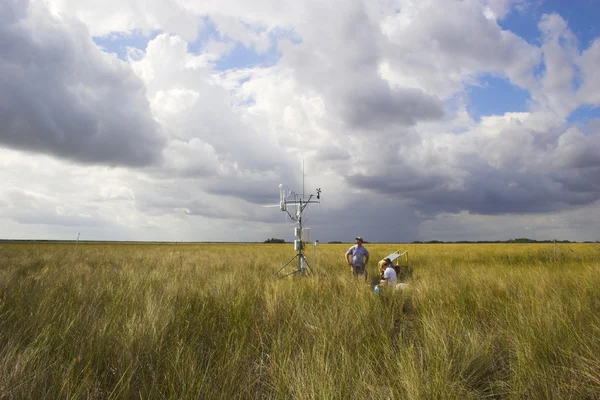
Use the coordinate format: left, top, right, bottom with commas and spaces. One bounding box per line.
0, 242, 599, 399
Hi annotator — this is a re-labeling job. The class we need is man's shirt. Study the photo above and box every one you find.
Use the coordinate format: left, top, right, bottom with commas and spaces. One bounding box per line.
346, 245, 369, 267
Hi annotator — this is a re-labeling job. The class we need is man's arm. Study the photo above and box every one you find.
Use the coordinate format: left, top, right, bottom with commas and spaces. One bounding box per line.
345, 248, 353, 265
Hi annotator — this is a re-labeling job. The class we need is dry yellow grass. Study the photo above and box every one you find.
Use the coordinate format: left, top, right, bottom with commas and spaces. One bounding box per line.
0, 242, 599, 398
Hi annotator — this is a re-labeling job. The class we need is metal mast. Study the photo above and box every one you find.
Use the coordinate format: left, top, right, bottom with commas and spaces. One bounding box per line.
266, 183, 321, 277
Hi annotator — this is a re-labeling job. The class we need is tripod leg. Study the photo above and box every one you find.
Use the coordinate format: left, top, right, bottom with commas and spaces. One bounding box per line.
274, 254, 300, 276
280, 268, 303, 278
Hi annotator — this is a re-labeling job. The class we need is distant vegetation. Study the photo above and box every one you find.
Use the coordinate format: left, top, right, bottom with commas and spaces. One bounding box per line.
411, 237, 580, 244
0, 242, 599, 398
264, 238, 286, 243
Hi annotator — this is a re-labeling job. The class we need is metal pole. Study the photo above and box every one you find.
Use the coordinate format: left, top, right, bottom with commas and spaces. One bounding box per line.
313, 240, 318, 272
298, 198, 303, 274
302, 159, 305, 200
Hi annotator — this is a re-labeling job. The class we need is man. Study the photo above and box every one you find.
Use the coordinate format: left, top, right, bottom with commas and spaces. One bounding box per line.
345, 237, 370, 280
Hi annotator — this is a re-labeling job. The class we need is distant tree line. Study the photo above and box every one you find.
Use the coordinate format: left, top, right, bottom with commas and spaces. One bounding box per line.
327, 241, 372, 244
260, 238, 596, 244
264, 238, 286, 243
260, 238, 595, 244
410, 238, 579, 244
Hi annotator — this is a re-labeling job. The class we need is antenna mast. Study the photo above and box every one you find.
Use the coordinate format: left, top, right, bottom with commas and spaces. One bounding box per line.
302, 159, 305, 199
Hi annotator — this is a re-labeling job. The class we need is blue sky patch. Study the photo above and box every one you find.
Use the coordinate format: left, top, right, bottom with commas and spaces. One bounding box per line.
93, 31, 160, 60
186, 17, 285, 71
213, 43, 281, 70
567, 105, 600, 126
466, 74, 531, 120
187, 17, 220, 54
498, 6, 540, 46
499, 0, 600, 49
533, 56, 546, 80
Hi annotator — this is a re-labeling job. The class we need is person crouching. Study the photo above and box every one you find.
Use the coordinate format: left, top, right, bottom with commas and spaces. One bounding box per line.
374, 258, 397, 295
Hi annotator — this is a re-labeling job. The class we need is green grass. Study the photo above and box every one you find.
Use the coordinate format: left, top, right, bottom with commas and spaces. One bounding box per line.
0, 242, 599, 399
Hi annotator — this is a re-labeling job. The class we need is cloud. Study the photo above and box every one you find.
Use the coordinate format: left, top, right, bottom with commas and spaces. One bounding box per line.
338, 81, 444, 130
46, 0, 203, 41
578, 39, 600, 105
308, 195, 424, 243
0, 0, 165, 166
552, 127, 600, 169
418, 202, 600, 242
278, 1, 445, 131
129, 33, 309, 206
1, 183, 105, 227
345, 109, 600, 217
209, 14, 272, 53
380, 0, 541, 97
0, 147, 168, 235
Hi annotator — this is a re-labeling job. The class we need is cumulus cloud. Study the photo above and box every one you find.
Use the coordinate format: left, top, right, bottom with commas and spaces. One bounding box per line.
46, 0, 203, 41
577, 39, 600, 105
380, 0, 540, 97
0, 0, 165, 166
346, 109, 600, 217
131, 33, 303, 204
278, 1, 445, 131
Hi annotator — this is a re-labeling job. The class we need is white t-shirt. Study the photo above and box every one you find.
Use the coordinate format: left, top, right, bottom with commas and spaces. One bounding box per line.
383, 266, 397, 285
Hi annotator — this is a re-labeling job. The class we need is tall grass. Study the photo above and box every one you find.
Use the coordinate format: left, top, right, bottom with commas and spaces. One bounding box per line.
0, 242, 599, 398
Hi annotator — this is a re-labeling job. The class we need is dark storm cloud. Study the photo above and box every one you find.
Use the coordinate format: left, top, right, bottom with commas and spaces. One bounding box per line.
200, 166, 304, 207
206, 185, 282, 206
347, 172, 444, 195
130, 177, 286, 223
0, 0, 165, 166
550, 167, 600, 194
348, 170, 554, 216
340, 81, 445, 130
346, 133, 600, 217
308, 197, 423, 243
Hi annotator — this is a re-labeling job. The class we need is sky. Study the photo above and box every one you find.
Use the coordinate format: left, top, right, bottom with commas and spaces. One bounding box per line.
1, 0, 600, 243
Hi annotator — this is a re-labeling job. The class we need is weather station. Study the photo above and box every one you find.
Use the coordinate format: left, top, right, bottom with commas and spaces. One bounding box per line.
264, 180, 321, 278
